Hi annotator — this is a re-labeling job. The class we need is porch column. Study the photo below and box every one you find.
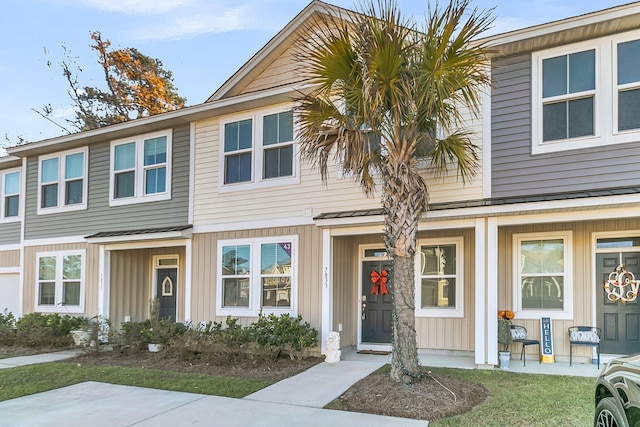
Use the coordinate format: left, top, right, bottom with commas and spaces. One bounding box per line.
184, 239, 192, 322
475, 217, 498, 366
320, 229, 333, 355
98, 246, 110, 319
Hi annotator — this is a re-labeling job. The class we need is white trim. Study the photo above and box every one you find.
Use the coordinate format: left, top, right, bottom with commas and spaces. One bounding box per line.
0, 267, 20, 274
320, 229, 332, 355
216, 235, 298, 317
85, 229, 192, 245
102, 239, 189, 251
531, 29, 640, 154
184, 239, 193, 322
188, 122, 196, 225
18, 157, 26, 318
0, 167, 22, 222
512, 231, 574, 320
481, 76, 492, 200
152, 254, 180, 321
474, 219, 487, 365
0, 244, 22, 251
34, 249, 86, 314
415, 236, 464, 318
23, 235, 86, 247
486, 217, 499, 366
36, 147, 88, 215
217, 105, 300, 193
109, 129, 173, 206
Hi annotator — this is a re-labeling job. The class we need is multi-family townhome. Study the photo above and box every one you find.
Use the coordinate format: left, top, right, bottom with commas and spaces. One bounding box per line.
3, 0, 639, 367
0, 155, 22, 316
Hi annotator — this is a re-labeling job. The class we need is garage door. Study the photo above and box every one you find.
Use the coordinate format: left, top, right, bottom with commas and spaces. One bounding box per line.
0, 273, 20, 315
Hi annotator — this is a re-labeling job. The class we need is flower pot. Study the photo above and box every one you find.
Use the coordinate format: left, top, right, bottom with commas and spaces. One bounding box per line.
70, 330, 92, 347
499, 351, 511, 369
148, 343, 163, 352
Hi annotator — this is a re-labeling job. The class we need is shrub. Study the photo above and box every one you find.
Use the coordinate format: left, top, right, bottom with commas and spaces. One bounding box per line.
14, 313, 85, 348
250, 313, 318, 360
0, 311, 17, 346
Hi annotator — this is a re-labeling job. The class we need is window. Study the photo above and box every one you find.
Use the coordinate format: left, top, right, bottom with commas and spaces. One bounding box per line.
532, 30, 640, 154
36, 251, 85, 313
1, 169, 20, 220
415, 237, 463, 318
513, 232, 573, 319
37, 148, 87, 214
217, 236, 297, 316
110, 130, 171, 205
220, 108, 298, 191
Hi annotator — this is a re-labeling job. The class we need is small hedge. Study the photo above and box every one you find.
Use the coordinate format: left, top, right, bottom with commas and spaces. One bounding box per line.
0, 312, 89, 348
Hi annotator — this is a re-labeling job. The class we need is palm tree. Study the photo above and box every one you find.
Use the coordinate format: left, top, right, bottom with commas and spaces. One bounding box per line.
294, 0, 493, 384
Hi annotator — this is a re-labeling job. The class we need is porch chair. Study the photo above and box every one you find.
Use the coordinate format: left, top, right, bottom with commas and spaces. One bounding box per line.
510, 325, 540, 366
569, 326, 601, 369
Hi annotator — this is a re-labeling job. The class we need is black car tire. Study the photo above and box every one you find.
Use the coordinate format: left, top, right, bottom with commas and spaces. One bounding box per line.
595, 397, 629, 427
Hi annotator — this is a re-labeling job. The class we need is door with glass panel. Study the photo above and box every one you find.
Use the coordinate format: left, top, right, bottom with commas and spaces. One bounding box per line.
155, 258, 178, 322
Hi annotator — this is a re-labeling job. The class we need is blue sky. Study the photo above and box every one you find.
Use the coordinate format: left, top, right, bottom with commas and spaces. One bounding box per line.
0, 0, 630, 147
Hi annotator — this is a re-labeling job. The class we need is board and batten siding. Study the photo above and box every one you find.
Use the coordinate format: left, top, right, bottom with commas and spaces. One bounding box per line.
24, 125, 191, 240
109, 246, 186, 326
0, 222, 21, 245
22, 243, 99, 315
190, 225, 323, 334
497, 217, 640, 360
192, 105, 483, 226
491, 54, 640, 198
0, 249, 20, 268
239, 49, 299, 95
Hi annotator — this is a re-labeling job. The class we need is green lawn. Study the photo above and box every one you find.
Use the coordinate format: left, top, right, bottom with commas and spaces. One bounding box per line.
430, 368, 596, 427
0, 362, 271, 402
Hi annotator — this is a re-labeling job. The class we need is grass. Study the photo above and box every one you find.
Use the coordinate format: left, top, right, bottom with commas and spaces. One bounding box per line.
430, 367, 595, 427
0, 362, 271, 402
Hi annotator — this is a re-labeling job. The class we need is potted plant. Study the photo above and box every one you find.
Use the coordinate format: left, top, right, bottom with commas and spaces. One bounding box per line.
498, 310, 514, 368
144, 299, 166, 352
69, 317, 94, 347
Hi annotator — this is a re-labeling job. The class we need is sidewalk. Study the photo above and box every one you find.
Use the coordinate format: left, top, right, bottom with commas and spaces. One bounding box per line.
0, 349, 82, 369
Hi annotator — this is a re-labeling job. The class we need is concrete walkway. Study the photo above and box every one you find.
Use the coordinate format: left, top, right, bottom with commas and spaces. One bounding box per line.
0, 349, 82, 369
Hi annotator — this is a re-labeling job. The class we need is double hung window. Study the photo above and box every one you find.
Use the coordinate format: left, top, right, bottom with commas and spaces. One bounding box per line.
110, 131, 171, 205
1, 170, 20, 220
218, 236, 297, 316
38, 148, 87, 213
36, 251, 85, 313
220, 108, 297, 191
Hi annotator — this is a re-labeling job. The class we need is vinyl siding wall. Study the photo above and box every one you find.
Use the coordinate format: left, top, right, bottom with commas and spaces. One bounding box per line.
0, 249, 20, 268
24, 125, 190, 240
491, 54, 640, 198
0, 223, 21, 245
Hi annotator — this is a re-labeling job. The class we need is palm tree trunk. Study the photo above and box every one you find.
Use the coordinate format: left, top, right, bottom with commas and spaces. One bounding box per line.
383, 161, 426, 384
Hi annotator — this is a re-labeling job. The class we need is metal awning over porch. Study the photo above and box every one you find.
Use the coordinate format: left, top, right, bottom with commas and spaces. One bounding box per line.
85, 225, 193, 244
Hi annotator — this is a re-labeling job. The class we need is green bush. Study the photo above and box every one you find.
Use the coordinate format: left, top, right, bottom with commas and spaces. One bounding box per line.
250, 313, 318, 360
15, 313, 86, 348
0, 311, 17, 346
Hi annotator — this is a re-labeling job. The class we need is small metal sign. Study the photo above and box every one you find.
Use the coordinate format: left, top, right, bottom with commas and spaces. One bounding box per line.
540, 317, 555, 363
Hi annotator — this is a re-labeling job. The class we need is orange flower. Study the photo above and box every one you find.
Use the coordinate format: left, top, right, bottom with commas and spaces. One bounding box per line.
498, 310, 514, 320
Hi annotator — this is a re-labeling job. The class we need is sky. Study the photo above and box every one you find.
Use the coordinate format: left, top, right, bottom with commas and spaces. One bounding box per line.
0, 0, 632, 149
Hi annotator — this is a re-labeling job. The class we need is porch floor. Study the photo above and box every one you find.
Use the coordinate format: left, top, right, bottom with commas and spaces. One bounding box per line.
342, 349, 603, 378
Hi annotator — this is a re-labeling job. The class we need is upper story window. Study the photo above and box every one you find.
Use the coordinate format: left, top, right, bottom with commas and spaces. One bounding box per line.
110, 130, 172, 206
532, 30, 640, 154
36, 250, 85, 313
513, 231, 573, 320
37, 148, 88, 214
1, 169, 20, 220
217, 236, 297, 316
415, 237, 464, 318
219, 107, 298, 192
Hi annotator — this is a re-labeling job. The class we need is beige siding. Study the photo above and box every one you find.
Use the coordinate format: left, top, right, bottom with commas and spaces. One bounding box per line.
0, 250, 20, 268
498, 217, 640, 360
190, 225, 323, 333
23, 243, 99, 316
240, 50, 299, 95
192, 103, 484, 227
109, 247, 186, 327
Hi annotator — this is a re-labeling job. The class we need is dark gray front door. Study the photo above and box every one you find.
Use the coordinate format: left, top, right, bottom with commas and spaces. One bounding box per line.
596, 253, 640, 355
361, 260, 393, 343
156, 268, 177, 321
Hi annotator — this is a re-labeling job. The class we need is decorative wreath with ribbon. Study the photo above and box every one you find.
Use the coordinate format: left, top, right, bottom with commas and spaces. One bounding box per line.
604, 264, 639, 303
370, 269, 389, 295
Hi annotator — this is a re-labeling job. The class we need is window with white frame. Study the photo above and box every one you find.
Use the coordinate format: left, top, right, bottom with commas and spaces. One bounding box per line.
513, 231, 573, 319
217, 236, 297, 316
110, 130, 171, 205
532, 30, 640, 154
220, 108, 297, 191
1, 169, 20, 220
36, 251, 85, 313
415, 237, 464, 317
38, 148, 87, 213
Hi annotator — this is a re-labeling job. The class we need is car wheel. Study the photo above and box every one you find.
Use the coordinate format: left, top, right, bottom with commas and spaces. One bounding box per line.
595, 397, 629, 427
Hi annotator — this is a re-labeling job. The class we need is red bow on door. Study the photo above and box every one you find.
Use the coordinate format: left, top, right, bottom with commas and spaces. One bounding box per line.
370, 269, 389, 295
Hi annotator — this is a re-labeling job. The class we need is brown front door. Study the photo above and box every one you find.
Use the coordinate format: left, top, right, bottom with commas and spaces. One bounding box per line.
361, 260, 393, 343
596, 253, 640, 355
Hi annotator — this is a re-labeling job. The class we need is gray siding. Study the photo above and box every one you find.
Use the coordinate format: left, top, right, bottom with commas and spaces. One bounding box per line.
0, 222, 20, 245
24, 125, 190, 239
491, 55, 640, 198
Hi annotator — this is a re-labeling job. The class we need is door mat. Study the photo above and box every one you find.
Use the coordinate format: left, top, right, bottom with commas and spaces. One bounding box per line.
357, 350, 390, 355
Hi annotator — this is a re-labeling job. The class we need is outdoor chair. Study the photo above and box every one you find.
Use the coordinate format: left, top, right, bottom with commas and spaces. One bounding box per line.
510, 324, 540, 366
569, 326, 601, 368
